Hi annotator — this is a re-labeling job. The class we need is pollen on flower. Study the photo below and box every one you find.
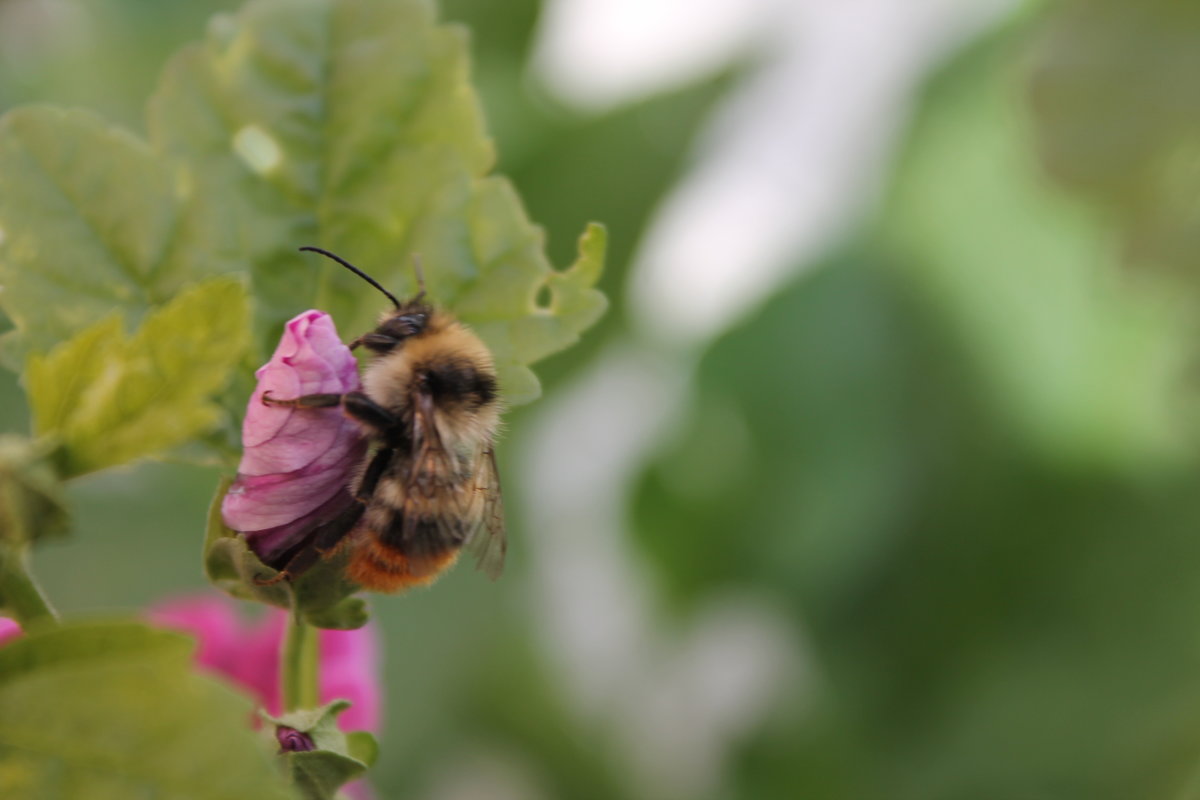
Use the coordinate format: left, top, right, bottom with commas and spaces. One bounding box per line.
232, 124, 283, 175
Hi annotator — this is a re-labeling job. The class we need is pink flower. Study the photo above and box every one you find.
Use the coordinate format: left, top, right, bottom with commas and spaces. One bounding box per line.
0, 618, 20, 644
148, 593, 382, 733
222, 311, 368, 565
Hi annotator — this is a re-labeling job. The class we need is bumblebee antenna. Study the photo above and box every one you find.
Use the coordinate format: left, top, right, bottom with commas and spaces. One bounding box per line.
299, 246, 401, 309
410, 253, 427, 303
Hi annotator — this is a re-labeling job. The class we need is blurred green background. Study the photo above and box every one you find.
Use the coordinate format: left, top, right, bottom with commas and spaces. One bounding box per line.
5, 0, 1200, 797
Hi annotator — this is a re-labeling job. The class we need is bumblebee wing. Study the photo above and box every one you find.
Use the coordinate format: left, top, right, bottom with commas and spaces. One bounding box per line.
394, 389, 456, 554
401, 387, 505, 577
464, 446, 506, 580
405, 389, 455, 500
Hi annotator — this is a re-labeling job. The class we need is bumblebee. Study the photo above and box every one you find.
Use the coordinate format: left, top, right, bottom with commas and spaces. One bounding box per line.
264, 247, 505, 592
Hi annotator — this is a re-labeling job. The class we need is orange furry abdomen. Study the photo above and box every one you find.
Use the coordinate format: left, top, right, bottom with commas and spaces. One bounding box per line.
347, 538, 461, 593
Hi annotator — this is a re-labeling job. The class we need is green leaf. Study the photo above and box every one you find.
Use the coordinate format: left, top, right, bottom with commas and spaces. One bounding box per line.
148, 0, 605, 403
1029, 0, 1200, 278
884, 40, 1188, 470
344, 731, 378, 768
468, 221, 608, 403
261, 701, 374, 800
287, 750, 366, 800
25, 276, 250, 477
0, 619, 294, 800
203, 477, 368, 630
0, 436, 68, 546
0, 437, 64, 621
0, 107, 237, 364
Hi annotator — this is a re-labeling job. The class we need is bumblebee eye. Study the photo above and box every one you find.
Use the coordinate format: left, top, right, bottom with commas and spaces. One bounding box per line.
380, 311, 430, 341
395, 313, 427, 337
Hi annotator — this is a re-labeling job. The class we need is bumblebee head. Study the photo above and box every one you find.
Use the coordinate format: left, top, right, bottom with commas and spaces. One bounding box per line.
365, 301, 434, 351
299, 246, 437, 353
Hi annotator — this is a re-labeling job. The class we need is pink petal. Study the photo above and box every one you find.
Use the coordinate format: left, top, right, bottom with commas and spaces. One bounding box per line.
344, 779, 377, 800
239, 313, 362, 476
234, 489, 359, 565
237, 610, 286, 714
243, 314, 345, 441
0, 618, 20, 645
221, 310, 369, 560
320, 624, 383, 733
223, 444, 364, 531
148, 596, 244, 676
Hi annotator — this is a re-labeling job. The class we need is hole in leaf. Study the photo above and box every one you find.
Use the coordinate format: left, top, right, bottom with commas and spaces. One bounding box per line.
534, 282, 553, 311
232, 124, 283, 175
0, 227, 6, 247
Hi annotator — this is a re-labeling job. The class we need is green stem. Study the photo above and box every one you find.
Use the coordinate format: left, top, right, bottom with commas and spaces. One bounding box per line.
0, 546, 58, 628
282, 601, 320, 711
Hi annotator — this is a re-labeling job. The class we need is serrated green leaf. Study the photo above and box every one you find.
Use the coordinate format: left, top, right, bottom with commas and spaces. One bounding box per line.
204, 477, 367, 630
0, 107, 238, 362
471, 221, 607, 403
148, 0, 605, 403
0, 620, 294, 800
23, 317, 124, 440
25, 276, 250, 477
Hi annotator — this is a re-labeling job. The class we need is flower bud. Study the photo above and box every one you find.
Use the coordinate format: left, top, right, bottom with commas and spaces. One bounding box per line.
221, 311, 367, 565
276, 726, 316, 752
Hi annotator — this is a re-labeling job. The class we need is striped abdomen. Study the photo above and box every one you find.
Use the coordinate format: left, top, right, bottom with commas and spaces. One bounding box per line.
346, 454, 482, 592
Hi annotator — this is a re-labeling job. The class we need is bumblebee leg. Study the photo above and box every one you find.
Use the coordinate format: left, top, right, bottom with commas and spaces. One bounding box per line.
355, 447, 394, 502
262, 392, 343, 408
262, 390, 398, 436
341, 391, 399, 432
254, 502, 366, 585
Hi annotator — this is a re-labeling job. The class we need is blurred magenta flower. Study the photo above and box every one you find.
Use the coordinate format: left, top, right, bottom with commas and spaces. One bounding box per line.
221, 310, 367, 565
148, 593, 382, 733
0, 617, 19, 644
